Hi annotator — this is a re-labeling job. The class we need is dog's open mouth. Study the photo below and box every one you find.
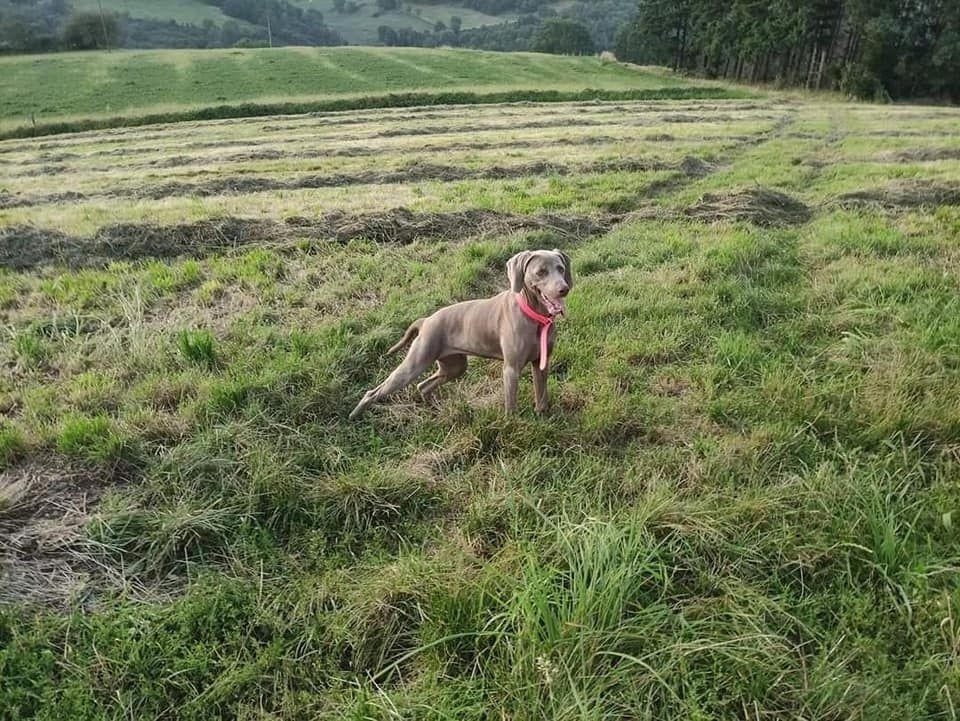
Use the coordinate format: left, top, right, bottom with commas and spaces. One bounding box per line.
538, 289, 566, 316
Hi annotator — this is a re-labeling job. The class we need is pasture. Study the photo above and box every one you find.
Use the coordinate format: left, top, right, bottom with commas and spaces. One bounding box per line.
0, 47, 722, 138
1, 65, 960, 719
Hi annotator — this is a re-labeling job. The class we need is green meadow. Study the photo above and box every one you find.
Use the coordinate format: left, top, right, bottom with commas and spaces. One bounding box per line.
0, 48, 959, 719
0, 47, 721, 137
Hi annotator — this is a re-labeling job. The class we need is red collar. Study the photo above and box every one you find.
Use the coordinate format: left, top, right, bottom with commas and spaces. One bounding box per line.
516, 292, 554, 370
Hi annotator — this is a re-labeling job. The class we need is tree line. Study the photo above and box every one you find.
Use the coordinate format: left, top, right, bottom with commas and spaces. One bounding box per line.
614, 0, 960, 102
0, 0, 344, 52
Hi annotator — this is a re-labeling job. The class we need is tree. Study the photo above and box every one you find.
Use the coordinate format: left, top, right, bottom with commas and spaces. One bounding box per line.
378, 25, 398, 44
450, 16, 462, 33
532, 18, 593, 55
332, 0, 345, 11
220, 20, 242, 46
61, 9, 123, 50
608, 0, 960, 100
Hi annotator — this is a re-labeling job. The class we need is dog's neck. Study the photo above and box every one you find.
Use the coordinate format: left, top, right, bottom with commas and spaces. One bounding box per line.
520, 286, 549, 316
516, 288, 553, 372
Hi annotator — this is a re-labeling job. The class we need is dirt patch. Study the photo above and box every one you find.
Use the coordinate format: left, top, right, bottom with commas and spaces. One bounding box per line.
686, 188, 812, 227
835, 181, 960, 210
0, 459, 116, 606
0, 209, 615, 271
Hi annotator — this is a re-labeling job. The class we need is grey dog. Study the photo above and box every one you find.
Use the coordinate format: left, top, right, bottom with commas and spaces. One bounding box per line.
349, 249, 573, 419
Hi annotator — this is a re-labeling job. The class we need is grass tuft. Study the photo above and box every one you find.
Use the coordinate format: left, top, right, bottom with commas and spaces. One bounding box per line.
176, 329, 219, 369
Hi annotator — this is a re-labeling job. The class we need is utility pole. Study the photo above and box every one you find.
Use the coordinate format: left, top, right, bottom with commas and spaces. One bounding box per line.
97, 0, 111, 52
266, 10, 273, 47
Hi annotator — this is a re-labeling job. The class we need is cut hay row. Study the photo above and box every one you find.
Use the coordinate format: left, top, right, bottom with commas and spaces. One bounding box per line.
8, 179, 960, 272
0, 100, 783, 155
0, 210, 616, 271
3, 157, 714, 210
7, 133, 747, 178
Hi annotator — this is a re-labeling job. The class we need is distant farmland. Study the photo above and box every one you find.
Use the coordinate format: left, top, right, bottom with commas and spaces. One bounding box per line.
0, 47, 732, 137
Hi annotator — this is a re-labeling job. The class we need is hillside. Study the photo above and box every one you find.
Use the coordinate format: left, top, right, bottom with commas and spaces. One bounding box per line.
3, 0, 634, 52
0, 46, 739, 137
70, 0, 567, 47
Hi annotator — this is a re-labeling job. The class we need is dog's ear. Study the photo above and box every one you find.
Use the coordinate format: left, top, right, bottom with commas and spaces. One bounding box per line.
554, 249, 573, 289
506, 251, 533, 293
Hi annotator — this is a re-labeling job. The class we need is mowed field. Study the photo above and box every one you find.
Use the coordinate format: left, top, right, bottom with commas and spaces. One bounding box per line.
0, 47, 716, 138
1, 74, 960, 718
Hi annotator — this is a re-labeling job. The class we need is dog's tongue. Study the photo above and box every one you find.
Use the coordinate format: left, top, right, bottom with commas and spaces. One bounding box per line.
544, 295, 566, 316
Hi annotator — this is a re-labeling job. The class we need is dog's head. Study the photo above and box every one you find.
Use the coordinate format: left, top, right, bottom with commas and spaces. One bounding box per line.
506, 249, 573, 316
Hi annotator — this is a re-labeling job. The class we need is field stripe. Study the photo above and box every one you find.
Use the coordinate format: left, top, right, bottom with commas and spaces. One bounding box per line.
0, 87, 752, 141
0, 211, 615, 271
1, 158, 706, 209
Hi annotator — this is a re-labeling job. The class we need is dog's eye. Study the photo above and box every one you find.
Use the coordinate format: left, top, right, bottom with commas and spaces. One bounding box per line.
557, 265, 564, 273
536, 268, 547, 277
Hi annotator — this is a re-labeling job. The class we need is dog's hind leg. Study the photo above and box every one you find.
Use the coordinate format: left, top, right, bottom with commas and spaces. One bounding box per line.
417, 354, 468, 402
349, 339, 438, 419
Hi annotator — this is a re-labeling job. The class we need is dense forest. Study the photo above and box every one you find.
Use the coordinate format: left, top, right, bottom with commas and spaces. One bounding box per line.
1, 0, 958, 101
615, 0, 960, 102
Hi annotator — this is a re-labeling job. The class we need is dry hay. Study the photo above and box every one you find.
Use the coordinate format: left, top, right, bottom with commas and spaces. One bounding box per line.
679, 155, 715, 177
877, 148, 960, 163
287, 207, 614, 246
0, 460, 114, 606
0, 209, 615, 271
9, 136, 632, 179
0, 217, 277, 270
835, 180, 960, 210
7, 152, 700, 209
686, 187, 812, 227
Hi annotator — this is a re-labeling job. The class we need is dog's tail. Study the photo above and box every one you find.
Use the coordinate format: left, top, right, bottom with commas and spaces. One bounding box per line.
387, 319, 423, 355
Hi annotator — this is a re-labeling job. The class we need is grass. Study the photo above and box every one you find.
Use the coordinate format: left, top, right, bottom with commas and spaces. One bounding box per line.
0, 47, 741, 137
1, 63, 960, 718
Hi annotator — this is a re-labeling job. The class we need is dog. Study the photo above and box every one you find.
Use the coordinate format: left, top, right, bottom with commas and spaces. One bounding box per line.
349, 249, 573, 419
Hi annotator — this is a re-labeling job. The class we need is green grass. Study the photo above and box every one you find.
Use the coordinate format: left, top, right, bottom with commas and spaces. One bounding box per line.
1, 80, 960, 719
0, 46, 741, 137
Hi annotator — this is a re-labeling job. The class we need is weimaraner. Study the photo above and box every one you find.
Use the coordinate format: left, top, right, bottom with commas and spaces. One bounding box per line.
349, 249, 573, 419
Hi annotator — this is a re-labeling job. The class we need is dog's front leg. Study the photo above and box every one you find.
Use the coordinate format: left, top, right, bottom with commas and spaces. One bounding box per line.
502, 361, 522, 413
532, 365, 549, 415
